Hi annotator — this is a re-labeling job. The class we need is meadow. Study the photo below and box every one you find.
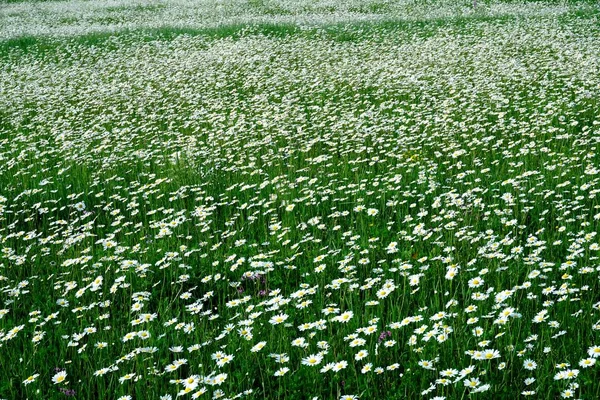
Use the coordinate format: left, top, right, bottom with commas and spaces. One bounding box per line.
1, 0, 600, 399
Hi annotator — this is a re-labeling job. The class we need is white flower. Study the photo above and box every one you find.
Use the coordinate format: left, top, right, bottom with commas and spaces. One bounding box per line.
579, 358, 596, 368
23, 374, 39, 385
301, 354, 323, 366
269, 313, 289, 325
52, 371, 67, 385
355, 350, 368, 361
523, 359, 537, 370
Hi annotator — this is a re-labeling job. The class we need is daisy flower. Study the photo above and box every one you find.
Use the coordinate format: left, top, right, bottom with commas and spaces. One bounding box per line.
269, 314, 289, 325
332, 361, 348, 372
355, 350, 368, 360
523, 359, 537, 370
301, 354, 323, 366
23, 374, 39, 385
52, 371, 67, 385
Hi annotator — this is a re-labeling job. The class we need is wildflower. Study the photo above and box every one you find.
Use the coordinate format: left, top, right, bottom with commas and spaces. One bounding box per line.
269, 314, 289, 325
165, 364, 178, 372
333, 361, 348, 372
216, 354, 234, 367
211, 373, 228, 386
418, 360, 435, 370
302, 354, 323, 366
579, 358, 596, 368
468, 277, 484, 288
320, 363, 335, 373
554, 369, 579, 380
440, 369, 458, 377
524, 378, 535, 385
119, 373, 136, 384
94, 368, 110, 376
191, 388, 207, 398
52, 371, 67, 385
137, 330, 151, 340
482, 349, 501, 360
23, 374, 39, 385
471, 384, 491, 393
334, 311, 354, 323
523, 359, 537, 370
464, 378, 480, 388
386, 363, 400, 371
251, 342, 266, 352
588, 345, 600, 358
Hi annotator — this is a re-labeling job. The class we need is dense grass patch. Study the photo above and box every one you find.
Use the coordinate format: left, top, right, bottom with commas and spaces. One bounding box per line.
1, 1, 600, 400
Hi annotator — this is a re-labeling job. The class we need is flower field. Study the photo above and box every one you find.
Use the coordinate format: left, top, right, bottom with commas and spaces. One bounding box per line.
1, 0, 600, 399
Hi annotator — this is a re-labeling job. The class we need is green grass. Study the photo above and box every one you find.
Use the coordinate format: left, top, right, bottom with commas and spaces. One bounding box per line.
1, 1, 600, 399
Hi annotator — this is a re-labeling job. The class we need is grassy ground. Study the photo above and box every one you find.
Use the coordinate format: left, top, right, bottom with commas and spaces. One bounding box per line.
1, 1, 600, 399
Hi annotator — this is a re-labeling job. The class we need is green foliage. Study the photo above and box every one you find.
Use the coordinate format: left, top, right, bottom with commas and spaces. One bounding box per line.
1, 1, 600, 399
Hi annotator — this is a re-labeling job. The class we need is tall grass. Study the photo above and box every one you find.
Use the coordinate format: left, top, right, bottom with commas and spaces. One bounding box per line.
1, 1, 600, 399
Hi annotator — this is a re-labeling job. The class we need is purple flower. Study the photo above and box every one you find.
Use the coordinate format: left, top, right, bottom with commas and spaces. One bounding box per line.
59, 388, 76, 397
378, 331, 392, 343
